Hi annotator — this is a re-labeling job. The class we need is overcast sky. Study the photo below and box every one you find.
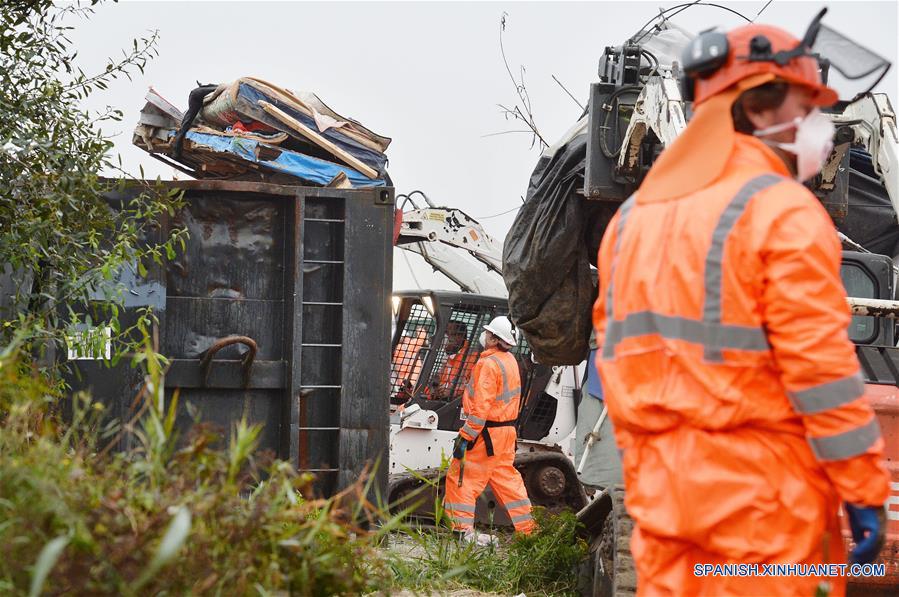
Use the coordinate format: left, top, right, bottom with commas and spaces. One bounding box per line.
68, 0, 898, 290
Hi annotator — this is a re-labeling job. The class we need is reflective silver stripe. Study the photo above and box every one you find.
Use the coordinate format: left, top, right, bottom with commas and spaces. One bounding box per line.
503, 498, 531, 510
444, 502, 476, 513
465, 381, 475, 396
497, 388, 519, 402
602, 177, 783, 361
461, 422, 480, 438
789, 373, 865, 415
602, 311, 768, 359
702, 174, 782, 361
703, 174, 783, 321
451, 513, 474, 523
486, 355, 519, 403
466, 414, 487, 426
510, 513, 533, 523
604, 196, 637, 323
809, 417, 882, 461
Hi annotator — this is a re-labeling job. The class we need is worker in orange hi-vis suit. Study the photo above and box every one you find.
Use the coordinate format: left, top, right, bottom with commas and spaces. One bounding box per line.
593, 10, 889, 597
392, 326, 429, 391
444, 316, 535, 544
434, 321, 479, 400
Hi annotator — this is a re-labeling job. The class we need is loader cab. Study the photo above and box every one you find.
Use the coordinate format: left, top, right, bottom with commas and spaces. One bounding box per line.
389, 291, 547, 434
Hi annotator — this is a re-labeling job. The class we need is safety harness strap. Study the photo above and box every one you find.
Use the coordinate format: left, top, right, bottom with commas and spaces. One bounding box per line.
480, 419, 517, 457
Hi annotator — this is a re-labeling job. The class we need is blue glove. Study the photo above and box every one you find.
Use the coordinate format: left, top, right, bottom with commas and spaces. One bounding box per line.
845, 503, 886, 565
452, 434, 473, 460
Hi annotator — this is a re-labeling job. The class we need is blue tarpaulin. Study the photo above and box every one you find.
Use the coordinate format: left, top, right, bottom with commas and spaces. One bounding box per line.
184, 131, 386, 187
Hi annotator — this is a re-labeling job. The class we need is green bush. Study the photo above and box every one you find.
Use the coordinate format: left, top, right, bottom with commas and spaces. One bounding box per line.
0, 343, 391, 596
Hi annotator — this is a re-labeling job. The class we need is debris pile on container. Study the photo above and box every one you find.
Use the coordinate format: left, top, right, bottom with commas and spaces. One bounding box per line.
133, 77, 390, 187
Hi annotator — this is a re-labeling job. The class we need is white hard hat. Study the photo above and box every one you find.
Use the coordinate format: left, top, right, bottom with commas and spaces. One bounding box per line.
483, 316, 517, 346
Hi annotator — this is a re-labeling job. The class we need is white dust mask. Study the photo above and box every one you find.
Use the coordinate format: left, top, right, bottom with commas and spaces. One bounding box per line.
754, 108, 835, 182
478, 331, 487, 348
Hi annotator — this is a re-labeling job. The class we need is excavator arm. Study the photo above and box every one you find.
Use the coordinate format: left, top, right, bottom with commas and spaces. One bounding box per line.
395, 193, 507, 296
828, 93, 899, 220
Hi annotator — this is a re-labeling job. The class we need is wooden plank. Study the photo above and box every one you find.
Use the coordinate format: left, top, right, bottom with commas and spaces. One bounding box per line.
259, 101, 379, 180
326, 171, 352, 189
243, 77, 389, 153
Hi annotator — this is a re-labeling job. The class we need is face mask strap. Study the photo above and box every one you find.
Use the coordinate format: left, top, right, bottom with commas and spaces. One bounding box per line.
753, 115, 802, 138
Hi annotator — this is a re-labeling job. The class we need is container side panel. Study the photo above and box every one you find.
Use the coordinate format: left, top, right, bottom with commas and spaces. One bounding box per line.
171, 388, 282, 455
163, 297, 283, 360
167, 195, 285, 301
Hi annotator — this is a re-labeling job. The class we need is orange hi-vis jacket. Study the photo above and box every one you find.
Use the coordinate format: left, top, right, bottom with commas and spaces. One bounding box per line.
594, 135, 889, 586
458, 347, 522, 444
439, 341, 479, 395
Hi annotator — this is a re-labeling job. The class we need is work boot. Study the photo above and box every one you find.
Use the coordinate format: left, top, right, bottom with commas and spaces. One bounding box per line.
460, 529, 498, 547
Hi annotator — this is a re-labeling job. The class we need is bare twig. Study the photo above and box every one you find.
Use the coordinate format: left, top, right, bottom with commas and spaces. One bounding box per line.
480, 130, 535, 138
63, 29, 160, 94
752, 0, 774, 23
497, 12, 547, 149
475, 205, 521, 219
551, 74, 585, 111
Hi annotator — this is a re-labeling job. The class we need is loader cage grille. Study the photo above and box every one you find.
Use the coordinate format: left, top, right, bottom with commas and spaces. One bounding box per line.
390, 303, 436, 396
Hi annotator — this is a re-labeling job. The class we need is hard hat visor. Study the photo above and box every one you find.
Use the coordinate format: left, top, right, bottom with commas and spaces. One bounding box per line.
810, 24, 891, 102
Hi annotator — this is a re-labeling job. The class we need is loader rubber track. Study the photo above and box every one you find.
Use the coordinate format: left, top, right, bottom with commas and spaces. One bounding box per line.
608, 486, 636, 595
578, 485, 636, 596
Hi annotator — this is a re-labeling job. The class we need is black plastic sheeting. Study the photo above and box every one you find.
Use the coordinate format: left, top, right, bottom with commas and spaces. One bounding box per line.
839, 149, 899, 257
505, 143, 895, 366
503, 132, 617, 365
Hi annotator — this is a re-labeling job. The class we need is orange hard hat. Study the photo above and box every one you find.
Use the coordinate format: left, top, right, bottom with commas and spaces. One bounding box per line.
689, 23, 838, 107
639, 17, 840, 203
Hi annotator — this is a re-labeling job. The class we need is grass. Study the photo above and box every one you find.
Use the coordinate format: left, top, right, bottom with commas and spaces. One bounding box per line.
387, 508, 588, 596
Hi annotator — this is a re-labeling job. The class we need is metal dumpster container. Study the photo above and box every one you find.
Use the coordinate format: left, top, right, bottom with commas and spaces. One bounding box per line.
69, 180, 394, 499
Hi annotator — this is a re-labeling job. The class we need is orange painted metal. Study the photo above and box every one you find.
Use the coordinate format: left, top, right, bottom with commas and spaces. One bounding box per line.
847, 384, 899, 590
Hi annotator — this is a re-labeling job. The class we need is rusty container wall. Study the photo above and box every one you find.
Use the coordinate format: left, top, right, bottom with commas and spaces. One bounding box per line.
70, 181, 393, 499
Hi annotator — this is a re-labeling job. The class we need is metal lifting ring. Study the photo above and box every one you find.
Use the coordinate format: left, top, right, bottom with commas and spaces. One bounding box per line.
200, 335, 258, 388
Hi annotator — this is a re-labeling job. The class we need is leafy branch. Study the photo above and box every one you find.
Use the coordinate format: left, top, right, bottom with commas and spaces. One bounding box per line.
0, 1, 185, 372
